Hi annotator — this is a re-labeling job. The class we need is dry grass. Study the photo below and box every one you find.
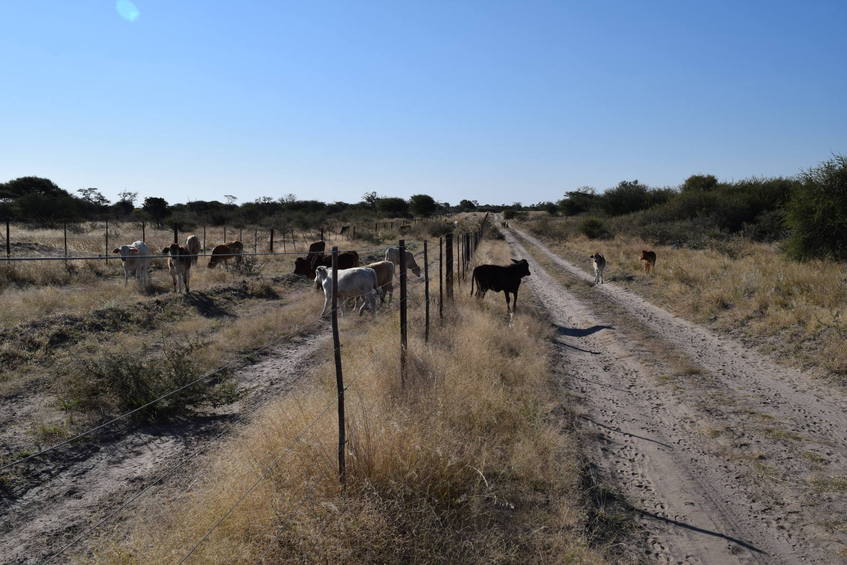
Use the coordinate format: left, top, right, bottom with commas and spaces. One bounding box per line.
520, 217, 847, 380
86, 238, 605, 565
0, 222, 391, 327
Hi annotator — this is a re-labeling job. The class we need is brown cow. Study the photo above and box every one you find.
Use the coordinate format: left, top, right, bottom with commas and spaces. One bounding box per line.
640, 250, 656, 274
208, 241, 244, 269
295, 251, 360, 278
161, 243, 193, 293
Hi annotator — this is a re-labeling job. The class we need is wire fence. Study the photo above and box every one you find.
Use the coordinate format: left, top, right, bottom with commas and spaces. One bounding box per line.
2, 216, 491, 562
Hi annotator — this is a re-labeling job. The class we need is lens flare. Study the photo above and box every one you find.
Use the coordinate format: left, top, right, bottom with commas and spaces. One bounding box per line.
116, 0, 140, 22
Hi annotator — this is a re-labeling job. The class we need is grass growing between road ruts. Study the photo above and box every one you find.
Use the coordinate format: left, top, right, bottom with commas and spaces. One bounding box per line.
88, 239, 605, 565
519, 217, 847, 382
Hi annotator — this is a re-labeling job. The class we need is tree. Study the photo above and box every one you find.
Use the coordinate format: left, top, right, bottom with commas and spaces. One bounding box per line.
376, 197, 409, 217
681, 174, 718, 193
224, 194, 238, 205
117, 191, 138, 205
143, 197, 170, 227
362, 191, 378, 208
558, 187, 596, 216
599, 181, 652, 216
459, 199, 477, 211
0, 176, 65, 199
409, 194, 437, 217
786, 155, 847, 260
77, 188, 109, 207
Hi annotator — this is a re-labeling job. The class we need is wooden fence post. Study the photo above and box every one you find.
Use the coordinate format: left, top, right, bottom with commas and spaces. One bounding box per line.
399, 239, 408, 387
239, 228, 243, 243
269, 229, 274, 253
424, 240, 430, 343
320, 227, 324, 242
172, 224, 178, 244
223, 226, 227, 243
445, 233, 453, 300
105, 220, 110, 262
253, 230, 258, 256
141, 221, 146, 242
439, 237, 444, 320
4, 220, 9, 264
330, 247, 346, 488
202, 225, 206, 256
63, 223, 68, 269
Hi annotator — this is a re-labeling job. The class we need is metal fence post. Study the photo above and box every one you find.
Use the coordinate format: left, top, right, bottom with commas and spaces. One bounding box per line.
330, 246, 346, 488
424, 240, 430, 343
399, 239, 408, 387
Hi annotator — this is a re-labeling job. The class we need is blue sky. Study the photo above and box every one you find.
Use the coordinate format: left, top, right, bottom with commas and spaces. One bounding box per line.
1, 1, 845, 205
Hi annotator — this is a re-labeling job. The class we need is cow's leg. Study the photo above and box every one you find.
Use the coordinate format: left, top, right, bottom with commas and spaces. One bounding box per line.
504, 291, 511, 313
184, 269, 191, 293
170, 268, 177, 292
320, 295, 329, 318
513, 288, 519, 313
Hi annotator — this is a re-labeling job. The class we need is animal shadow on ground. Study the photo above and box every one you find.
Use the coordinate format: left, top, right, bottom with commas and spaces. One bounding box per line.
555, 324, 614, 338
184, 292, 235, 318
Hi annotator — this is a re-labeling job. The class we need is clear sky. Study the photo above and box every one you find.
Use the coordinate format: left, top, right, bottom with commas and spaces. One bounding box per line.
1, 1, 845, 205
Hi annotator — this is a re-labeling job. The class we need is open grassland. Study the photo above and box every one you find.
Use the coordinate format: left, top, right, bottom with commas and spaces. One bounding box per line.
85, 237, 606, 565
519, 216, 847, 382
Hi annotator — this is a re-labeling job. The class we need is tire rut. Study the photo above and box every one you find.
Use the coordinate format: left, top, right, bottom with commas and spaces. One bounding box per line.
0, 330, 330, 565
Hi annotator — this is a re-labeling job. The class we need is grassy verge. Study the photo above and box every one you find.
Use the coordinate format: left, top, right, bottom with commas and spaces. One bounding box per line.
519, 217, 847, 382
87, 238, 606, 565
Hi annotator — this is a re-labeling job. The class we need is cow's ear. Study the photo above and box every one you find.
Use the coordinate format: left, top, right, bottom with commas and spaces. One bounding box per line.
512, 259, 519, 264
112, 248, 120, 254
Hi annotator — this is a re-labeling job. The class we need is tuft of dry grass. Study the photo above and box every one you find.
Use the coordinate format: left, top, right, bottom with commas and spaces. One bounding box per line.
86, 239, 605, 565
520, 217, 847, 381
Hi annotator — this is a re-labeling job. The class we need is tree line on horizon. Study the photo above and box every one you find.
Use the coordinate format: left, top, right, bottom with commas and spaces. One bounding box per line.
1, 153, 844, 260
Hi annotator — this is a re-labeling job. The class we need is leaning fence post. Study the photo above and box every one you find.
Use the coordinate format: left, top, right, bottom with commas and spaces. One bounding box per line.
445, 233, 453, 300
399, 239, 408, 387
439, 237, 444, 320
424, 240, 430, 343
330, 246, 346, 488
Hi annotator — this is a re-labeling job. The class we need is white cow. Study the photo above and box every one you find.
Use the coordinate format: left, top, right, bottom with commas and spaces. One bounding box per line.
112, 240, 152, 288
384, 247, 422, 277
185, 235, 201, 265
314, 266, 379, 317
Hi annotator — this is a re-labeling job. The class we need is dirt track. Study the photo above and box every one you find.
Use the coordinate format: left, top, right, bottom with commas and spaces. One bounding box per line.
0, 330, 329, 564
507, 227, 847, 563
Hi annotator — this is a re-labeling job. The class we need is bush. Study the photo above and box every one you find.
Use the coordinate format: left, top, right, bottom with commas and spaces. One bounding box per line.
599, 181, 653, 216
579, 218, 611, 239
62, 340, 216, 422
786, 155, 847, 260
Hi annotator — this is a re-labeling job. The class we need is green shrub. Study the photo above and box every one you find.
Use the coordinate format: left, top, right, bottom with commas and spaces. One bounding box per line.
61, 340, 217, 422
579, 218, 611, 239
786, 155, 847, 260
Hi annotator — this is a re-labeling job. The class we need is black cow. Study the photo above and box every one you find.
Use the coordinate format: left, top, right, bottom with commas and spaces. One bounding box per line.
470, 259, 531, 314
294, 250, 360, 278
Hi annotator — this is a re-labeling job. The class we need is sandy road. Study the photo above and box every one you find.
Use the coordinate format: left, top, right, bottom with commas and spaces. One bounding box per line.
0, 331, 329, 565
507, 227, 847, 564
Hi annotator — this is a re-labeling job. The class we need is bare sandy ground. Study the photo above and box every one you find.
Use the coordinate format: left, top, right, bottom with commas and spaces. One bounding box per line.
507, 227, 847, 563
0, 331, 329, 564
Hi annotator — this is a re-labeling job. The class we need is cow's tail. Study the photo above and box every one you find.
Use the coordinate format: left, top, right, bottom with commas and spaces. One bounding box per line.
470, 269, 475, 296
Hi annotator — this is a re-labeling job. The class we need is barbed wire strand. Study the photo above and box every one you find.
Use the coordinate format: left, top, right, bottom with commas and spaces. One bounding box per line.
176, 397, 338, 565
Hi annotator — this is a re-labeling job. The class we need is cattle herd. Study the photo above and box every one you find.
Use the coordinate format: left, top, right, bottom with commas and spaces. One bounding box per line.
111, 233, 650, 318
